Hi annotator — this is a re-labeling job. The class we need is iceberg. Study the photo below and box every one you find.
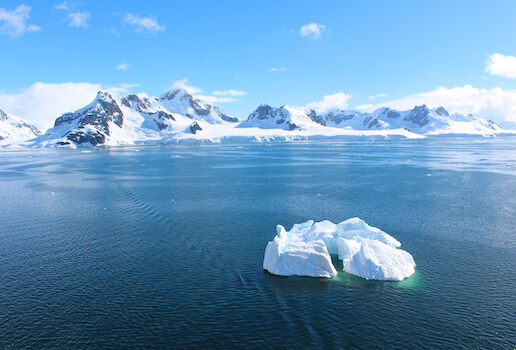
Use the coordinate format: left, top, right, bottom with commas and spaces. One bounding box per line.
263, 218, 416, 281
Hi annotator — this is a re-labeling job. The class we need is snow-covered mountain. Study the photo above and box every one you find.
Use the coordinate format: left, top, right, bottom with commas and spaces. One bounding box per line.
320, 105, 502, 135
36, 88, 240, 146
10, 88, 513, 148
40, 91, 124, 146
239, 104, 324, 130
240, 104, 502, 136
0, 109, 41, 141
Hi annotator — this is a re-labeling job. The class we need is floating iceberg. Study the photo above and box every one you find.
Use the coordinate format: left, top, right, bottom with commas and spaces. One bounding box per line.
263, 218, 416, 281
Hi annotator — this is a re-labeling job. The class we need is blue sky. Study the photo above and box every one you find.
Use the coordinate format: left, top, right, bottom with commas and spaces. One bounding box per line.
2, 0, 516, 128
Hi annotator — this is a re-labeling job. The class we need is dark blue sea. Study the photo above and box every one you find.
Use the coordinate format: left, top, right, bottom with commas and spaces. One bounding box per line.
1, 138, 515, 349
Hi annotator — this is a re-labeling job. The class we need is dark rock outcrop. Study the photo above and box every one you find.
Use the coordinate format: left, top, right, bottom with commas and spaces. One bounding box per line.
190, 122, 202, 134
435, 106, 449, 117
404, 105, 429, 127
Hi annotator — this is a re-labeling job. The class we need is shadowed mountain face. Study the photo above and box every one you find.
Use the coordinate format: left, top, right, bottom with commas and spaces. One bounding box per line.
52, 91, 123, 146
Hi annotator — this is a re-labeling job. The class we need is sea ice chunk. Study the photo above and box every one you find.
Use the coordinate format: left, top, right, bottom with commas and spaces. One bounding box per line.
336, 217, 401, 248
263, 223, 337, 278
344, 240, 416, 281
263, 218, 416, 281
304, 220, 338, 255
337, 237, 362, 262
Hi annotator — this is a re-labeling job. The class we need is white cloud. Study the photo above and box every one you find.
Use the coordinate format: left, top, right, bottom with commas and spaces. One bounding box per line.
486, 53, 516, 78
124, 13, 164, 33
0, 82, 136, 130
358, 85, 516, 123
68, 11, 89, 28
368, 93, 388, 100
0, 4, 40, 38
170, 79, 202, 94
54, 3, 89, 29
116, 63, 130, 70
270, 66, 286, 72
306, 92, 352, 113
54, 1, 69, 10
104, 83, 138, 98
195, 95, 239, 103
300, 22, 327, 40
54, 2, 69, 10
167, 79, 242, 103
354, 104, 375, 111
213, 89, 247, 96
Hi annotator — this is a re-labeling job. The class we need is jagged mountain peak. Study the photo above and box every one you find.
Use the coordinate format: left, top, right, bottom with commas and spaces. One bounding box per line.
155, 87, 238, 123
159, 87, 192, 102
435, 106, 449, 117
44, 91, 124, 146
244, 103, 322, 130
121, 93, 152, 112
95, 90, 114, 101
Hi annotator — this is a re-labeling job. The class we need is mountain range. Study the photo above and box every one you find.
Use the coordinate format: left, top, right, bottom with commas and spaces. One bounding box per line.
0, 88, 514, 147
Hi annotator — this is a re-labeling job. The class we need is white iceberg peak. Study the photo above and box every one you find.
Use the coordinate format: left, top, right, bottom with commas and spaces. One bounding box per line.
263, 218, 416, 281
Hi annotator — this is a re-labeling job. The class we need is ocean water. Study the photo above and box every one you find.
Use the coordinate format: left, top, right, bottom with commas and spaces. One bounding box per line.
0, 138, 515, 349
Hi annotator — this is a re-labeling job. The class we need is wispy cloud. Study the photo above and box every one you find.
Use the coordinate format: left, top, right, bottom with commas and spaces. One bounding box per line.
0, 4, 40, 38
195, 95, 239, 103
213, 89, 247, 96
170, 79, 202, 94
306, 92, 352, 113
54, 2, 69, 10
68, 11, 89, 28
270, 66, 286, 72
116, 63, 130, 70
300, 22, 327, 40
486, 53, 516, 78
104, 27, 119, 36
124, 13, 164, 33
368, 93, 388, 100
167, 79, 243, 103
54, 2, 89, 28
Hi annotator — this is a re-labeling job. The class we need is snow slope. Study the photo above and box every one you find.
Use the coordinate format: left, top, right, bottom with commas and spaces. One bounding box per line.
0, 109, 41, 142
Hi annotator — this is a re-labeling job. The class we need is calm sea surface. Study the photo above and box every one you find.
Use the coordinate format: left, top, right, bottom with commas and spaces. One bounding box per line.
0, 138, 515, 349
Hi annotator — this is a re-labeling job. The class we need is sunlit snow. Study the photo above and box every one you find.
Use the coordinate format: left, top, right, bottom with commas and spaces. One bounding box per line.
263, 218, 416, 281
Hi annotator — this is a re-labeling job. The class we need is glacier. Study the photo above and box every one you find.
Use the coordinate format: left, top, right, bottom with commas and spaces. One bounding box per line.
263, 218, 416, 281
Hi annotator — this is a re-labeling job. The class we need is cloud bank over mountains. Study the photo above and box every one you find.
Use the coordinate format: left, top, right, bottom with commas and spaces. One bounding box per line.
1, 80, 516, 130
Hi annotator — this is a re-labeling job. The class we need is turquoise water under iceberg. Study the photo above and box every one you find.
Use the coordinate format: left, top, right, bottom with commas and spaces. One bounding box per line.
0, 138, 515, 348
